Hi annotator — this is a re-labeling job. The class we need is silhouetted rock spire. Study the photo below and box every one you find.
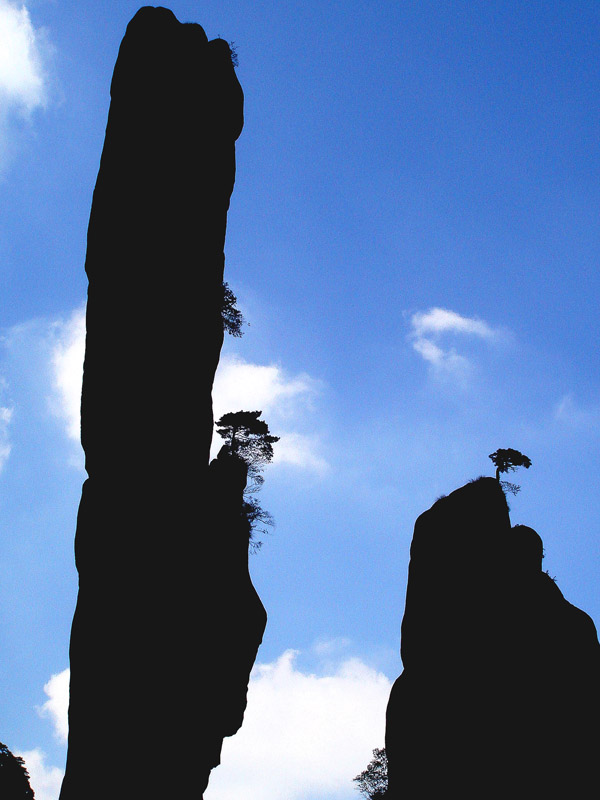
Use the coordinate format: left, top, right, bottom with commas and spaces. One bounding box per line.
385, 477, 600, 798
60, 8, 265, 799
81, 6, 242, 478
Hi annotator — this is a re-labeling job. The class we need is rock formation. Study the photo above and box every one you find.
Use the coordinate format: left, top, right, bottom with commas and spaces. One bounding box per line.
385, 477, 600, 798
59, 8, 266, 799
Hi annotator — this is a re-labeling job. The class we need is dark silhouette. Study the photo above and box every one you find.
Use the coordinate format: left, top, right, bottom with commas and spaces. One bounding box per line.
0, 744, 35, 799
60, 7, 265, 799
216, 410, 279, 465
385, 477, 600, 798
221, 281, 245, 337
216, 410, 279, 549
204, 449, 268, 762
489, 447, 532, 480
353, 747, 388, 799
489, 448, 532, 495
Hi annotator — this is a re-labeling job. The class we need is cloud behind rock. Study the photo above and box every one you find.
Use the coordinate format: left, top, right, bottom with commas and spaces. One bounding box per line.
206, 649, 391, 800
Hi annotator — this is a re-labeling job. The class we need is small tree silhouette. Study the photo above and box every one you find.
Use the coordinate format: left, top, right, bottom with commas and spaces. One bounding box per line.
216, 410, 279, 550
489, 448, 532, 495
228, 40, 239, 67
353, 747, 388, 799
0, 743, 35, 799
221, 282, 245, 337
216, 410, 279, 465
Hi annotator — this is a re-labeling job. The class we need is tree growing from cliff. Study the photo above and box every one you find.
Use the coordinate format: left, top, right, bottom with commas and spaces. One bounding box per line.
216, 410, 279, 549
353, 747, 388, 799
221, 281, 245, 337
216, 410, 279, 466
0, 743, 35, 799
489, 448, 532, 495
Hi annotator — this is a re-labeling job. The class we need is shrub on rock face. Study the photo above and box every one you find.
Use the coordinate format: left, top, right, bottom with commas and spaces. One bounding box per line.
353, 747, 388, 800
0, 743, 35, 799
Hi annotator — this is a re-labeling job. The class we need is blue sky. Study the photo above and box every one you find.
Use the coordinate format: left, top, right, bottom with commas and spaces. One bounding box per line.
1, 1, 600, 798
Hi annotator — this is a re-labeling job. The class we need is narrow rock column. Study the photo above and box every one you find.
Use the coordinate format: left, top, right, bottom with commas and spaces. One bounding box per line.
59, 8, 264, 799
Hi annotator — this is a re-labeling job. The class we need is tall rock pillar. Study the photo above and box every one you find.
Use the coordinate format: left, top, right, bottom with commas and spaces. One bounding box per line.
60, 8, 265, 799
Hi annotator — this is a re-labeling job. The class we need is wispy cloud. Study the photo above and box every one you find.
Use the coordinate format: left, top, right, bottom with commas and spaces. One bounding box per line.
49, 307, 86, 445
554, 394, 600, 433
1, 309, 85, 467
0, 0, 54, 166
0, 379, 13, 473
212, 354, 328, 473
411, 335, 470, 375
206, 649, 391, 800
411, 307, 497, 340
273, 431, 329, 475
408, 307, 503, 381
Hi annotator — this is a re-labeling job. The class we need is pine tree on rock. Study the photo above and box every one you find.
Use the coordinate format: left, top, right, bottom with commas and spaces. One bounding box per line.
489, 448, 532, 494
353, 747, 388, 800
216, 410, 279, 467
216, 410, 279, 549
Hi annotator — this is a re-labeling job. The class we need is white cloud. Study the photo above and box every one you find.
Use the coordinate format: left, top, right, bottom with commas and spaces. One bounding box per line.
0, 0, 53, 165
212, 355, 327, 472
12, 671, 69, 800
0, 1, 47, 112
16, 749, 64, 800
554, 394, 600, 432
409, 307, 502, 380
1, 309, 84, 466
411, 336, 469, 374
0, 384, 13, 473
273, 432, 329, 475
49, 306, 85, 445
411, 307, 496, 340
213, 355, 318, 421
205, 649, 391, 800
37, 668, 70, 744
